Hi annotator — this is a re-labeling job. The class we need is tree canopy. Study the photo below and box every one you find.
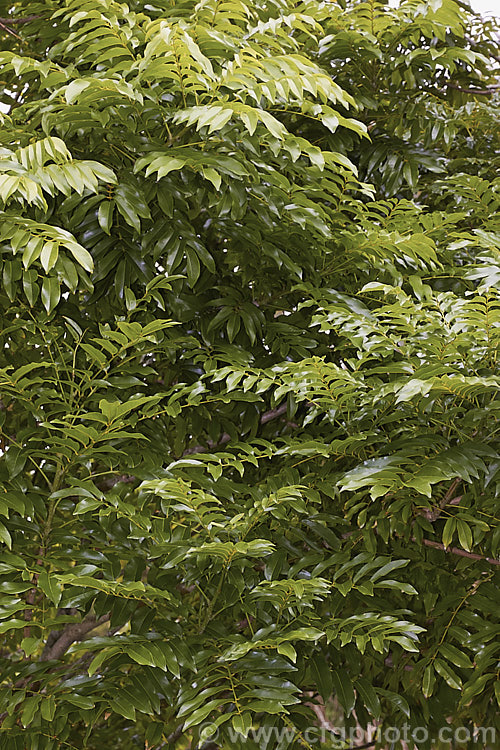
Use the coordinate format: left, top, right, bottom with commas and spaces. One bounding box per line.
0, 1, 499, 749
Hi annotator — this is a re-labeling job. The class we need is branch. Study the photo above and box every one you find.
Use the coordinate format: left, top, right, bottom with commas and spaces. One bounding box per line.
464, 36, 500, 65
183, 403, 289, 455
99, 473, 137, 491
40, 614, 110, 661
0, 15, 42, 25
165, 725, 185, 745
24, 547, 44, 638
384, 654, 413, 672
23, 579, 38, 639
0, 20, 22, 39
426, 477, 462, 522
94, 406, 292, 488
447, 82, 500, 95
303, 691, 337, 732
260, 404, 289, 424
420, 538, 500, 566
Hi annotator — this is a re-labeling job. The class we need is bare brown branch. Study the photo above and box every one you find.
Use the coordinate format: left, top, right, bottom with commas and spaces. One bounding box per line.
420, 538, 500, 566
0, 15, 42, 25
40, 614, 110, 661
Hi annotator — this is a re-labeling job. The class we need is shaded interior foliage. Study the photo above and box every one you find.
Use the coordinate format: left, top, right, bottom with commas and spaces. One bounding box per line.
0, 1, 499, 749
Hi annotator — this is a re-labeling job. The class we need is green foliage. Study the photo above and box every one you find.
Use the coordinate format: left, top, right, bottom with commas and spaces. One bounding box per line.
0, 1, 499, 749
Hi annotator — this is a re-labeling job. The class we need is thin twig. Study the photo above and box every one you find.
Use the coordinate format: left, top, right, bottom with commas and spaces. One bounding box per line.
0, 21, 22, 39
420, 538, 500, 566
426, 477, 462, 522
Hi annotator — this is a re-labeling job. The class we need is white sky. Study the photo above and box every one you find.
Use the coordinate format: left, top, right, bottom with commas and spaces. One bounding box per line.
388, 0, 499, 14
471, 0, 499, 15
